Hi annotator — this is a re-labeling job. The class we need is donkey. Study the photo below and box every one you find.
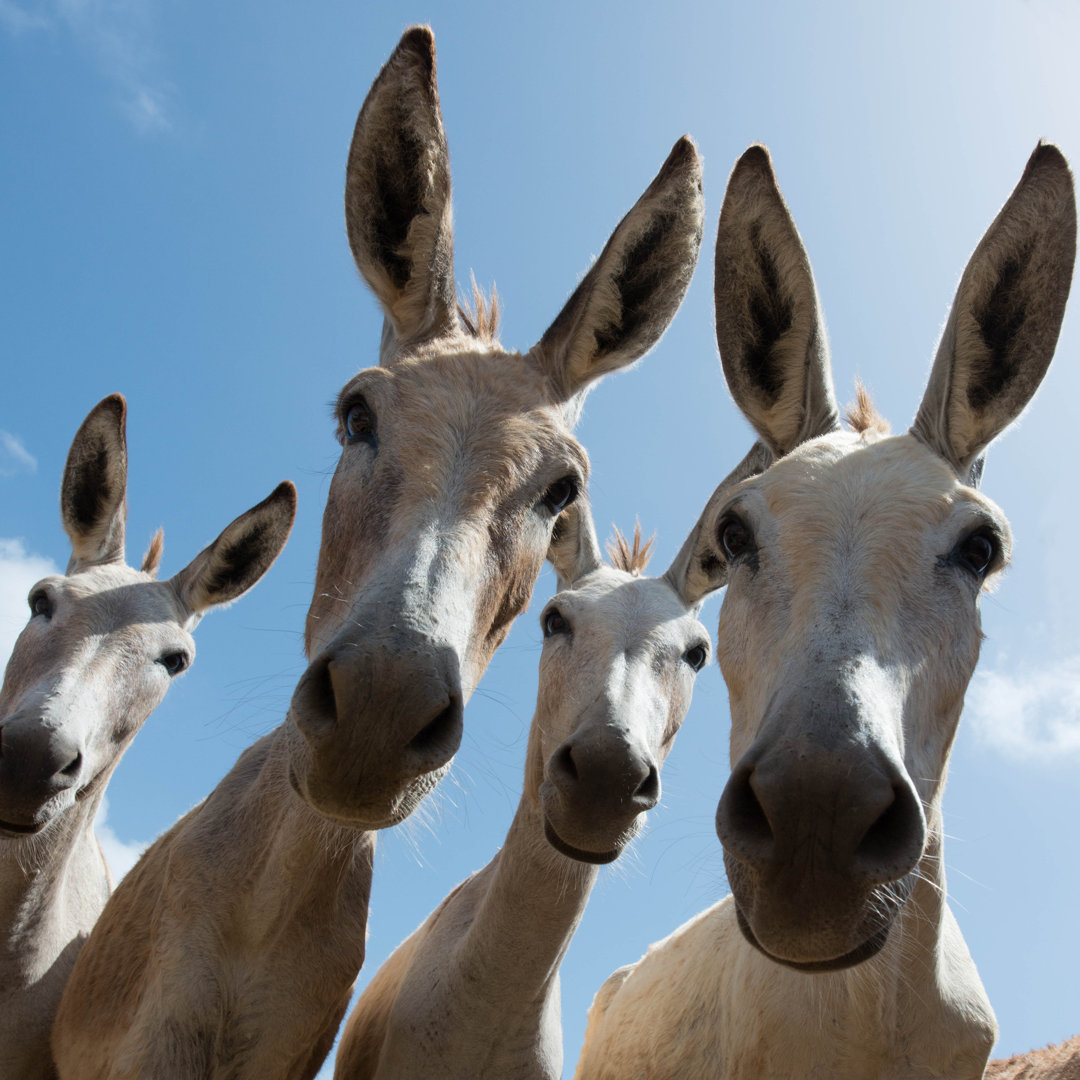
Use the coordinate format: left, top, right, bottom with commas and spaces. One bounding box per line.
573, 143, 1076, 1080
0, 394, 296, 1080
986, 1036, 1080, 1079
52, 26, 704, 1080
332, 503, 716, 1080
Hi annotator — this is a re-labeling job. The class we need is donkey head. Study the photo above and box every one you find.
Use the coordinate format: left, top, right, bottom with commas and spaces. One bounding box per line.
522, 502, 713, 863
287, 27, 704, 829
683, 144, 1075, 970
0, 395, 296, 838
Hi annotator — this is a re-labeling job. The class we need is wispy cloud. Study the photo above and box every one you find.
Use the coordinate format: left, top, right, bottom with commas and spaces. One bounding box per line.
93, 794, 147, 880
0, 0, 172, 133
0, 538, 59, 667
0, 431, 37, 477
967, 653, 1080, 761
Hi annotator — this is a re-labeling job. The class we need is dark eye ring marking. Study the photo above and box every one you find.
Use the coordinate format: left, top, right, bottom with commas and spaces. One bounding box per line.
683, 643, 709, 672
719, 515, 753, 561
541, 476, 579, 516
955, 529, 997, 578
30, 590, 53, 619
343, 396, 378, 448
159, 652, 189, 677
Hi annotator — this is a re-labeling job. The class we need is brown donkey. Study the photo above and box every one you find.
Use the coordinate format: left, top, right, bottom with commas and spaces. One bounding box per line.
574, 144, 1075, 1079
52, 26, 704, 1080
0, 395, 295, 1080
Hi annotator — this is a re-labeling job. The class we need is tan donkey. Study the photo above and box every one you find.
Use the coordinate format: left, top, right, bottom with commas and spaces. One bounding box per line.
574, 143, 1075, 1079
0, 394, 295, 1080
332, 503, 718, 1080
52, 26, 704, 1080
987, 1036, 1080, 1079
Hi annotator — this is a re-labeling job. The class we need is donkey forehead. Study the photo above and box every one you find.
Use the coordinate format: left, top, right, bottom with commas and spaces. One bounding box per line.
341, 350, 584, 474
560, 569, 704, 645
59, 564, 189, 628
753, 430, 1010, 546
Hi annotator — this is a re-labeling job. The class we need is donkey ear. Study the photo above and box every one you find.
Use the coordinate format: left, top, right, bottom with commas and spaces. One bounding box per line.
663, 441, 773, 607
715, 146, 839, 458
170, 482, 297, 618
547, 499, 604, 591
911, 144, 1076, 479
61, 394, 128, 572
345, 26, 456, 350
533, 136, 704, 423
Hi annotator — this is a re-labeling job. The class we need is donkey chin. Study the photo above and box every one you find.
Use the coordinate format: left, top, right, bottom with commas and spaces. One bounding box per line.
539, 794, 643, 865
284, 725, 453, 831
725, 856, 916, 973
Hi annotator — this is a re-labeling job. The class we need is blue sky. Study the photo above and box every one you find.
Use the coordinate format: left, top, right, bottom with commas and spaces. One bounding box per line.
2, 0, 1079, 1072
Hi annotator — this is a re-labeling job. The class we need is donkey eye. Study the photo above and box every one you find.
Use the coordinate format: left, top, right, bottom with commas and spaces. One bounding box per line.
541, 477, 579, 516
956, 531, 996, 577
158, 652, 189, 677
682, 644, 708, 672
29, 590, 53, 619
542, 608, 570, 637
344, 397, 377, 447
719, 516, 752, 561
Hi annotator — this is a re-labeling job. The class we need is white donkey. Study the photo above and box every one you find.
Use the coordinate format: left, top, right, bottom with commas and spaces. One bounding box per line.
52, 26, 704, 1080
332, 503, 717, 1080
574, 143, 1075, 1080
0, 394, 296, 1080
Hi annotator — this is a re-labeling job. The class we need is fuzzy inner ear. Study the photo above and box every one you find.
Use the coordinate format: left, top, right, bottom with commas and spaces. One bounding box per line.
715, 146, 839, 457
911, 143, 1076, 477
171, 482, 297, 616
345, 26, 457, 349
533, 136, 704, 421
61, 394, 128, 571
663, 441, 773, 606
547, 500, 603, 591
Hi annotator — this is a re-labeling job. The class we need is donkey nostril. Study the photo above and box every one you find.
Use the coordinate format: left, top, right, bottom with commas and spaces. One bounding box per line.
719, 768, 773, 848
552, 743, 578, 783
854, 783, 923, 876
59, 752, 82, 779
634, 764, 660, 805
406, 695, 463, 760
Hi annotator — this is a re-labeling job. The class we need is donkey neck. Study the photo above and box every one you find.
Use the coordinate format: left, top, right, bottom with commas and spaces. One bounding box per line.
454, 791, 598, 998
194, 727, 375, 944
0, 789, 108, 978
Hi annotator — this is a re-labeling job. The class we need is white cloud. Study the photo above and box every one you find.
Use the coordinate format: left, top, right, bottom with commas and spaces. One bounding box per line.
967, 654, 1080, 761
93, 794, 146, 881
0, 431, 37, 477
0, 0, 172, 133
0, 538, 59, 669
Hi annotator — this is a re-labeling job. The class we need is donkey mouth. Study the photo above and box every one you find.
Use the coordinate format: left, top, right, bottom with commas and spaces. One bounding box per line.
733, 900, 891, 972
543, 818, 623, 864
0, 817, 47, 837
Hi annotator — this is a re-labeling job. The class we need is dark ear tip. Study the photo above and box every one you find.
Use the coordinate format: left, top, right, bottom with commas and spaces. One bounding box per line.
397, 24, 436, 78
267, 480, 299, 520
656, 135, 703, 193
91, 393, 127, 430
736, 144, 773, 174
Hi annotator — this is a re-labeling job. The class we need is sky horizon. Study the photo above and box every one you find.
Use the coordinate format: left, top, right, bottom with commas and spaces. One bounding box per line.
3, 0, 1079, 1074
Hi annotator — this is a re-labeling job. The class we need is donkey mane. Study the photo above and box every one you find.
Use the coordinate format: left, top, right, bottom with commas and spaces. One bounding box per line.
140, 529, 164, 577
457, 278, 501, 343
843, 382, 891, 436
606, 523, 655, 575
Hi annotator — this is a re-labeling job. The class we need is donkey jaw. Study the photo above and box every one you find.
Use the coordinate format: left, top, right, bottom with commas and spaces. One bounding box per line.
727, 861, 915, 972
